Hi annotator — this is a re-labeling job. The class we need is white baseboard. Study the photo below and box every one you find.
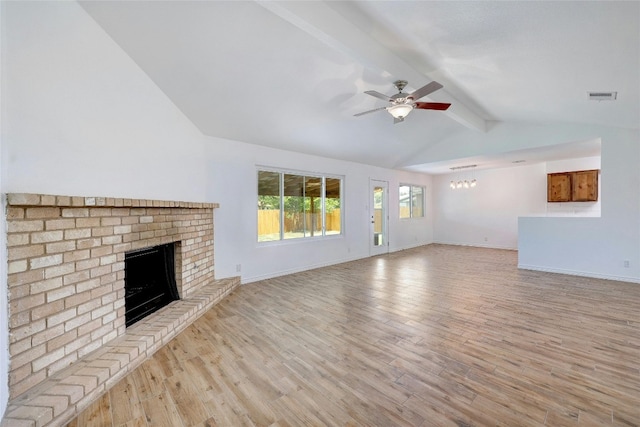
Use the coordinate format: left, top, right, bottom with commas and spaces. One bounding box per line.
242, 253, 371, 284
389, 242, 430, 252
518, 263, 640, 284
242, 243, 438, 284
432, 240, 517, 251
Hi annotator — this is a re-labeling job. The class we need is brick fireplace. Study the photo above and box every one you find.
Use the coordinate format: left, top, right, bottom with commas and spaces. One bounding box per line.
3, 193, 239, 426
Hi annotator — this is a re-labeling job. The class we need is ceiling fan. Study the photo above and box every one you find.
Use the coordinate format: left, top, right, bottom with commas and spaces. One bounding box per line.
355, 80, 451, 124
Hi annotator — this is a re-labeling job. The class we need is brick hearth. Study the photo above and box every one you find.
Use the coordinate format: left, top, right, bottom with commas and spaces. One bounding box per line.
2, 193, 240, 426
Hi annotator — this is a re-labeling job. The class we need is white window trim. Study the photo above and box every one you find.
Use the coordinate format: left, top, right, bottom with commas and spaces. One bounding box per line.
399, 183, 425, 219
257, 166, 344, 243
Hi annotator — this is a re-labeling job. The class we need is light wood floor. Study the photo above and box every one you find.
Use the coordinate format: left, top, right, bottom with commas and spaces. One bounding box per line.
67, 245, 639, 426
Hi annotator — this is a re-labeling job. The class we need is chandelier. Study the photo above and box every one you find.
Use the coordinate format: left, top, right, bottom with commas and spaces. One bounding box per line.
449, 164, 477, 190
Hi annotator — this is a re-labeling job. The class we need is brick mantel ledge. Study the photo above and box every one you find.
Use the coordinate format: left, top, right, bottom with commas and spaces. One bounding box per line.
7, 193, 219, 209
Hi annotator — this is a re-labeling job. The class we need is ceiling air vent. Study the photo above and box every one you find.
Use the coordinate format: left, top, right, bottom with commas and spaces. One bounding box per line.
587, 91, 617, 101
450, 164, 477, 171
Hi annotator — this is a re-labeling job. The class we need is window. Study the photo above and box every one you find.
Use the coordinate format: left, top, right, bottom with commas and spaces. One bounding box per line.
399, 184, 424, 219
257, 169, 342, 242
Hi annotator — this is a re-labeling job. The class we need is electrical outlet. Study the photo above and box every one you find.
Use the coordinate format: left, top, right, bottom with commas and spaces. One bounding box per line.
236, 264, 242, 272
623, 260, 630, 268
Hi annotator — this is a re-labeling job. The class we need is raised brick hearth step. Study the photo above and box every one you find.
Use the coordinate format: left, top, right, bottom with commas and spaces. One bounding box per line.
1, 277, 240, 427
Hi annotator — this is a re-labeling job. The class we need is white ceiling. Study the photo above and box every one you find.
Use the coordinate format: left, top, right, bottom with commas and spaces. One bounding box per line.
79, 1, 639, 173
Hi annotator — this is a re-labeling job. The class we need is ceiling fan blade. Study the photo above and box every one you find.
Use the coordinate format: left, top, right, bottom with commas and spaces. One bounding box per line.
415, 102, 451, 111
408, 81, 444, 101
354, 106, 387, 117
364, 90, 393, 102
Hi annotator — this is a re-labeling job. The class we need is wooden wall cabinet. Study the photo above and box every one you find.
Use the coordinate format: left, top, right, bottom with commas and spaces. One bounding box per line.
547, 169, 598, 202
547, 173, 572, 202
571, 169, 599, 201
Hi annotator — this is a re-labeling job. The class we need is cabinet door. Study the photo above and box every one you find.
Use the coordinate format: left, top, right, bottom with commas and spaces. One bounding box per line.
572, 170, 598, 201
547, 173, 572, 202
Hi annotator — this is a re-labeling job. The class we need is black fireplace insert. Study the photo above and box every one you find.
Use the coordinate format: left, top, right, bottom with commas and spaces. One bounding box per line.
124, 243, 179, 327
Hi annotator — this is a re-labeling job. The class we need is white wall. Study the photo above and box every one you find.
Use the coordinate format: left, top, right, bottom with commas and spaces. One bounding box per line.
432, 163, 547, 249
204, 136, 433, 282
519, 129, 640, 282
3, 1, 207, 201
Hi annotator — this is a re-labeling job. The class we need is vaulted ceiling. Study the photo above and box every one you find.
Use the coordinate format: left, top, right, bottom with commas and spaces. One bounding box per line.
80, 1, 639, 173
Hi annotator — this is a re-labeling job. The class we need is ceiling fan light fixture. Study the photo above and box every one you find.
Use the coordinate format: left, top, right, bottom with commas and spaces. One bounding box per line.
387, 103, 414, 119
356, 80, 447, 123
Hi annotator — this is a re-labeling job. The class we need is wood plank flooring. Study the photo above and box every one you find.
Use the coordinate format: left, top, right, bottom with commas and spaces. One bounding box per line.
67, 245, 640, 426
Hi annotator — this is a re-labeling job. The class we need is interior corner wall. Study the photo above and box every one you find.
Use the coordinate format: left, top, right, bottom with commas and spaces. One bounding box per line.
1, 1, 212, 411
2, 1, 207, 201
432, 163, 547, 250
0, 1, 8, 418
203, 136, 434, 283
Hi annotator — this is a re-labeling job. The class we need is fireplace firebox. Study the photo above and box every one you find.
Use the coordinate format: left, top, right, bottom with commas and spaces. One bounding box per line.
125, 243, 180, 327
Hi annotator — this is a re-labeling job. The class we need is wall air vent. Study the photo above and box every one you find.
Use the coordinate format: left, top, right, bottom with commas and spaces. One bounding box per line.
587, 91, 617, 101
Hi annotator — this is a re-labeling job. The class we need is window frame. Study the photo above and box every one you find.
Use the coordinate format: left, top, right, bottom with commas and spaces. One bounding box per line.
257, 167, 344, 243
399, 183, 425, 219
